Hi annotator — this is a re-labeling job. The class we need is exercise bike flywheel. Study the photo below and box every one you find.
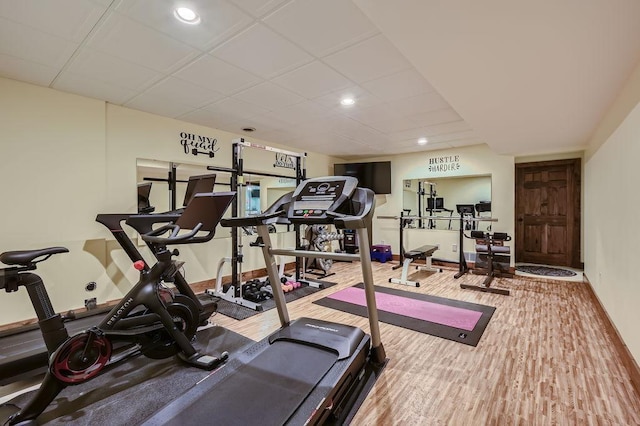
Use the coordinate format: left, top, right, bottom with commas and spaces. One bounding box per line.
139, 294, 199, 360
51, 332, 112, 384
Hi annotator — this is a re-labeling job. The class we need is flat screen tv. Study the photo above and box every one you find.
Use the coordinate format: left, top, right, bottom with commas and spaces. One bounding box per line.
333, 161, 391, 194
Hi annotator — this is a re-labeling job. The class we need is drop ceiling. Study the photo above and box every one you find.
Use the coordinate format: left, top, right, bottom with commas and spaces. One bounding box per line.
1, 0, 639, 159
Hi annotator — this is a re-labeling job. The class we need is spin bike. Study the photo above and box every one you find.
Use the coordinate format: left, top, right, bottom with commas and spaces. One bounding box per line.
95, 212, 218, 326
1, 191, 234, 425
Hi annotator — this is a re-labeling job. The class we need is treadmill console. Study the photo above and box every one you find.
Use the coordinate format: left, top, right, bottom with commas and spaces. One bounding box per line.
288, 176, 358, 223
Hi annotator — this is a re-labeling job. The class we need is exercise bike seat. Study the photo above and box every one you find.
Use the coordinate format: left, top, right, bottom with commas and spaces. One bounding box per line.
0, 247, 69, 267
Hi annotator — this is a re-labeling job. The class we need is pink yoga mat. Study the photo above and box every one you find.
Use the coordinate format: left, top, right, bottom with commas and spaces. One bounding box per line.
327, 287, 482, 331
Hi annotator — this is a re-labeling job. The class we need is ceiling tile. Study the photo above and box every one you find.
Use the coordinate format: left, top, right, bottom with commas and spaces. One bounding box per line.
313, 85, 382, 110
203, 96, 271, 119
273, 61, 353, 98
126, 92, 197, 118
322, 134, 385, 157
228, 0, 289, 18
53, 72, 137, 104
407, 108, 462, 127
173, 54, 261, 95
423, 121, 474, 137
323, 34, 412, 83
86, 14, 200, 73
179, 108, 246, 132
261, 100, 330, 126
345, 104, 417, 133
328, 117, 388, 145
237, 113, 289, 132
0, 54, 59, 86
263, 0, 378, 57
0, 18, 79, 68
0, 0, 107, 42
143, 76, 225, 108
363, 69, 436, 102
388, 121, 468, 143
254, 128, 297, 144
387, 92, 452, 117
447, 139, 484, 148
115, 0, 253, 51
65, 49, 163, 91
428, 130, 478, 144
233, 81, 305, 110
211, 23, 313, 79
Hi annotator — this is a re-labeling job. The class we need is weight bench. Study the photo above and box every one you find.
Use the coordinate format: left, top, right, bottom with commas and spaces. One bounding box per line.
389, 245, 442, 287
460, 231, 512, 296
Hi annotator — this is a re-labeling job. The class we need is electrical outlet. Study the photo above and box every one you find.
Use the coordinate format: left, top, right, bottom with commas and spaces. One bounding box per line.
381, 240, 385, 245
452, 244, 457, 252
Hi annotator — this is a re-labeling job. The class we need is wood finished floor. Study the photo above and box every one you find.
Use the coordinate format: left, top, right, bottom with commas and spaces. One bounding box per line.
213, 261, 640, 425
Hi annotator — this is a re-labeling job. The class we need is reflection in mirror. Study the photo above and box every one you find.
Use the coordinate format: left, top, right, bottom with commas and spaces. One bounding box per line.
243, 175, 297, 233
402, 175, 491, 231
137, 160, 224, 213
136, 159, 234, 238
136, 160, 298, 235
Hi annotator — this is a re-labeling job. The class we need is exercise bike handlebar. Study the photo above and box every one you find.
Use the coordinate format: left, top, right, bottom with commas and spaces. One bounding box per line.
141, 223, 204, 244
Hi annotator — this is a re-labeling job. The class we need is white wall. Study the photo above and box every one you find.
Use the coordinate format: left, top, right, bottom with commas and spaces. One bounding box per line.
583, 58, 640, 367
584, 100, 640, 363
0, 77, 336, 324
363, 144, 515, 263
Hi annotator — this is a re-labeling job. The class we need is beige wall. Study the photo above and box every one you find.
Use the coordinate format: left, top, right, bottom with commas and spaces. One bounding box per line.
0, 77, 336, 324
0, 78, 108, 324
363, 144, 515, 263
584, 101, 640, 364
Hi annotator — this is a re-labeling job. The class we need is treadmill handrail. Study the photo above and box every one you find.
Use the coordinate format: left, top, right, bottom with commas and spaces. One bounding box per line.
220, 210, 285, 228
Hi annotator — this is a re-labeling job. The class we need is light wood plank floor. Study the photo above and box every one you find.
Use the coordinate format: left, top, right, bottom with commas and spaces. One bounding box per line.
213, 261, 640, 425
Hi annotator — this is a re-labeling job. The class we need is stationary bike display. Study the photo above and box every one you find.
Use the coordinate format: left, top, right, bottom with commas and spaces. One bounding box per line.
1, 191, 235, 425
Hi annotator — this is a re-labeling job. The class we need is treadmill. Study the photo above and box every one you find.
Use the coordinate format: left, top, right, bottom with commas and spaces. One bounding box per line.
143, 176, 387, 425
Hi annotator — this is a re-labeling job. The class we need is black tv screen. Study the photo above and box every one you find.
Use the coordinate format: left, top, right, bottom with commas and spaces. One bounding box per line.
333, 161, 391, 194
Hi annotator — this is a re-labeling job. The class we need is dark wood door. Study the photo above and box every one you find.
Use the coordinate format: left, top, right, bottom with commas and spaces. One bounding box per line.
515, 159, 581, 268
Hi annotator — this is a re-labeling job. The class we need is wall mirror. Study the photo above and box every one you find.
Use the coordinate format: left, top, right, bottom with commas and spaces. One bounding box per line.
401, 175, 492, 231
136, 159, 297, 236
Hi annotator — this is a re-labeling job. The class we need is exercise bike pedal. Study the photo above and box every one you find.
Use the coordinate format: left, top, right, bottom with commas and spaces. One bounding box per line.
178, 351, 229, 370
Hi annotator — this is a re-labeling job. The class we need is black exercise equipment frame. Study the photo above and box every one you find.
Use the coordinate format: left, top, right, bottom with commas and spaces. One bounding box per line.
142, 176, 387, 426
207, 138, 307, 293
1, 192, 234, 425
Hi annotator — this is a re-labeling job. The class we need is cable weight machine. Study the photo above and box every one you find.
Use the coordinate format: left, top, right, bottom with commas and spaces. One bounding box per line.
207, 139, 313, 310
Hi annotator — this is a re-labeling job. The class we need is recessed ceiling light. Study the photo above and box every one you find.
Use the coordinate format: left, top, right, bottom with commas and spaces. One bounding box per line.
340, 97, 355, 106
418, 137, 428, 145
174, 7, 201, 25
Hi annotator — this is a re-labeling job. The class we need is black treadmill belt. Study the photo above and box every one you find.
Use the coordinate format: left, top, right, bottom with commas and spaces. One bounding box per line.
156, 341, 338, 426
